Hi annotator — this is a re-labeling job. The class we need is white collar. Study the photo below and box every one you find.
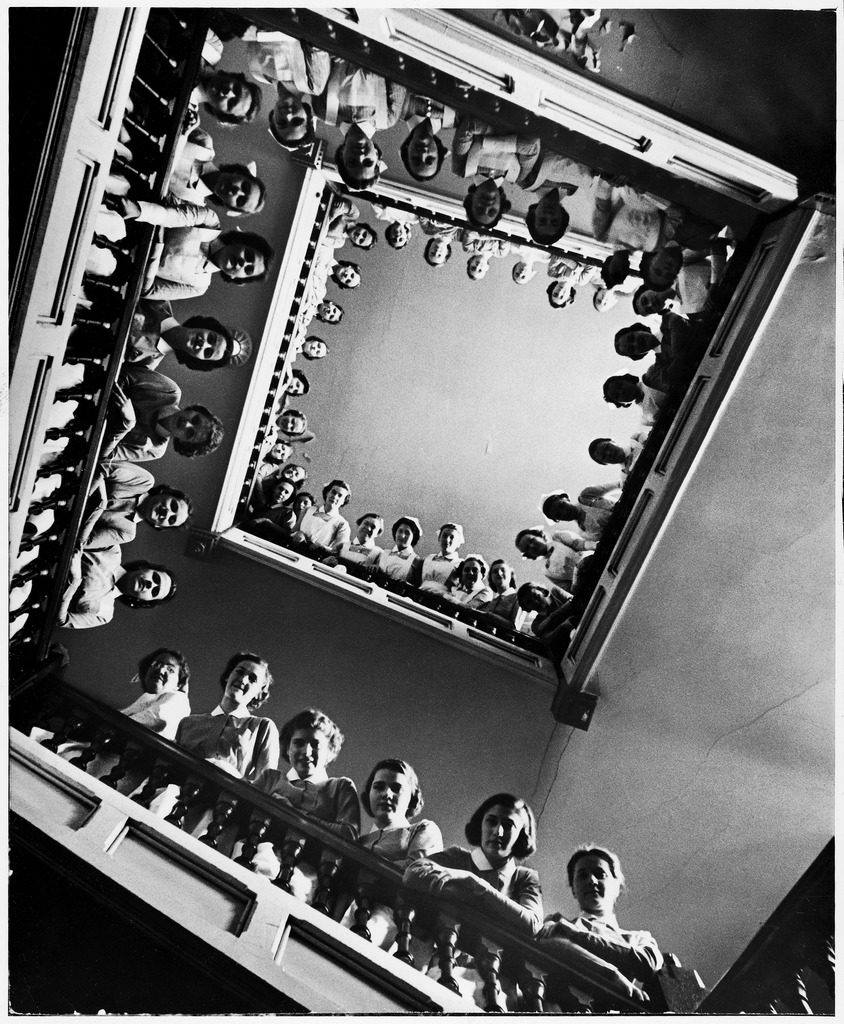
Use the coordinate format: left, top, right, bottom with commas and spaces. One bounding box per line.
211, 702, 250, 719
471, 846, 515, 878
367, 819, 410, 834
286, 764, 329, 784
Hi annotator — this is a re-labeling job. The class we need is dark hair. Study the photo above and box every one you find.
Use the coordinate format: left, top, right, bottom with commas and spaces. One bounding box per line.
137, 647, 190, 693
361, 758, 424, 817
117, 561, 177, 609
525, 201, 570, 246
316, 301, 344, 323
143, 484, 193, 528
334, 141, 384, 191
288, 368, 310, 395
424, 237, 452, 267
280, 462, 307, 485
392, 516, 421, 546
217, 231, 274, 285
546, 281, 576, 309
348, 223, 378, 250
640, 247, 683, 288
517, 581, 548, 610
302, 336, 328, 360
566, 845, 625, 889
457, 555, 488, 580
489, 559, 517, 590
269, 101, 316, 151
322, 479, 351, 506
465, 793, 537, 859
178, 316, 235, 372
631, 284, 650, 316
601, 250, 630, 288
279, 409, 307, 435
280, 708, 344, 763
218, 651, 273, 710
541, 493, 574, 520
588, 437, 612, 462
602, 372, 640, 406
293, 491, 315, 511
210, 163, 267, 215
172, 404, 224, 458
399, 131, 449, 182
515, 527, 545, 552
356, 512, 384, 535
463, 183, 511, 230
614, 323, 655, 361
385, 222, 410, 249
331, 261, 361, 290
204, 71, 261, 125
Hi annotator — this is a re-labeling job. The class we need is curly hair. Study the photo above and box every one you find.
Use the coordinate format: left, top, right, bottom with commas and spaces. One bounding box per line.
137, 647, 190, 693
171, 404, 224, 458
639, 247, 683, 288
361, 758, 424, 817
218, 651, 273, 711
217, 231, 274, 286
566, 844, 625, 889
144, 484, 193, 528
117, 561, 177, 609
210, 163, 267, 215
177, 316, 235, 372
204, 71, 261, 125
280, 708, 344, 763
463, 183, 511, 230
465, 793, 537, 859
399, 131, 449, 182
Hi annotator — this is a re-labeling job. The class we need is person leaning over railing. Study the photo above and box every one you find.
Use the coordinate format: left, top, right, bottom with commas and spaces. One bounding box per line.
340, 758, 443, 947
242, 708, 359, 903
101, 367, 223, 464
403, 793, 543, 1009
538, 845, 662, 1009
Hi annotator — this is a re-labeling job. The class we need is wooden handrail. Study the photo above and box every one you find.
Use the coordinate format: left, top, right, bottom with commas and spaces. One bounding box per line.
14, 673, 655, 1012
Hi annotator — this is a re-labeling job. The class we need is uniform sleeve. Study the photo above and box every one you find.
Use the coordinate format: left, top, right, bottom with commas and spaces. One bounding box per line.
541, 916, 663, 978
319, 778, 361, 840
246, 719, 281, 782
143, 277, 209, 302
404, 820, 444, 864
592, 178, 617, 243
106, 435, 166, 464
85, 513, 137, 550
478, 866, 543, 936
403, 850, 470, 896
134, 199, 221, 230
331, 518, 351, 552
578, 484, 620, 507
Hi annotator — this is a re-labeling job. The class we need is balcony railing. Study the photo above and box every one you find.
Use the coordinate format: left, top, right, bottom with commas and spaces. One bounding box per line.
12, 675, 705, 1013
9, 10, 211, 679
